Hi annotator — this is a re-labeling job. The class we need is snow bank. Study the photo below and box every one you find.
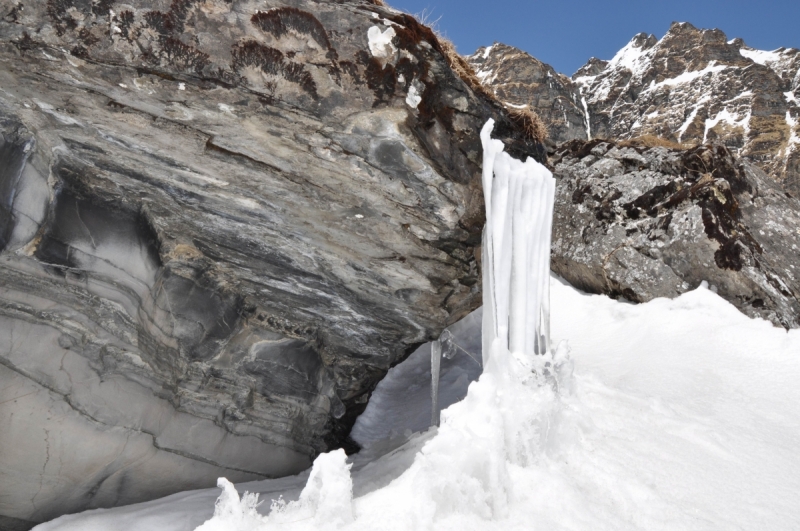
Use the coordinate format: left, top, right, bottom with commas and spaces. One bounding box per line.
35, 278, 800, 531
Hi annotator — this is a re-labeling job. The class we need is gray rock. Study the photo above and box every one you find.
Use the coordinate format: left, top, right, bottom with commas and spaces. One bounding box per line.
0, 0, 541, 524
551, 138, 800, 328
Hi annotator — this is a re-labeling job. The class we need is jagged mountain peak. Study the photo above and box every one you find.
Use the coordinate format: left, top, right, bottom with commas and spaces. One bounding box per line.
571, 24, 800, 190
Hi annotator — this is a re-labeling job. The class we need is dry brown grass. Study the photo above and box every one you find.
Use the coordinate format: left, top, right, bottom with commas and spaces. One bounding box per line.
434, 33, 546, 142
506, 106, 548, 144
619, 134, 697, 150
436, 36, 495, 99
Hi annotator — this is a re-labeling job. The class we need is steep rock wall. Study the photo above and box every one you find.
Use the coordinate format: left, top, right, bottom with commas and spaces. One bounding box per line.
0, 0, 541, 525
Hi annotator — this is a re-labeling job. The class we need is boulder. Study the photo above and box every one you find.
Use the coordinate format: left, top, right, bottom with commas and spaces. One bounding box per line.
0, 0, 541, 525
551, 138, 800, 328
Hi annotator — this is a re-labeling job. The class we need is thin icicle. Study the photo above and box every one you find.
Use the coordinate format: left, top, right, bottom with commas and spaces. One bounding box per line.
430, 340, 442, 426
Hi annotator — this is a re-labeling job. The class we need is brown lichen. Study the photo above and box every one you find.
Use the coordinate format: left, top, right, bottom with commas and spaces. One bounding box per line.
162, 37, 210, 74
251, 7, 336, 61
231, 40, 318, 99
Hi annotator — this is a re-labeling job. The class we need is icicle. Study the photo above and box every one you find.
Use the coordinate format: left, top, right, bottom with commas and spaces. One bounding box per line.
480, 119, 556, 360
430, 340, 442, 426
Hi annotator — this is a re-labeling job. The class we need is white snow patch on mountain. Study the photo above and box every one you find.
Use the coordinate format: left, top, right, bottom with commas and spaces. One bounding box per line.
650, 62, 728, 91
607, 38, 653, 77
739, 46, 784, 66
704, 108, 751, 142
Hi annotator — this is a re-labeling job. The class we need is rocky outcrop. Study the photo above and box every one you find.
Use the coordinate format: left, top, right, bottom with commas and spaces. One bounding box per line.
0, 0, 541, 525
467, 43, 589, 146
551, 138, 800, 328
573, 22, 800, 192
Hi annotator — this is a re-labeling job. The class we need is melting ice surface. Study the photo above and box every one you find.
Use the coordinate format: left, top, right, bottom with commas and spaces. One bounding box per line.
36, 125, 800, 530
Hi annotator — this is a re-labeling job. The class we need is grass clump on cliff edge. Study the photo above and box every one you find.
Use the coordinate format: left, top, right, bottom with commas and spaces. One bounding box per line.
506, 106, 548, 145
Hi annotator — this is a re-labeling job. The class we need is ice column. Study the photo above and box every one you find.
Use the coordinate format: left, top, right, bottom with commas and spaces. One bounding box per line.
430, 340, 442, 427
480, 119, 556, 363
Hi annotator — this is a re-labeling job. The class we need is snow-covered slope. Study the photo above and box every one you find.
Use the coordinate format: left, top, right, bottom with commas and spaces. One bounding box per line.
473, 23, 800, 191
35, 277, 800, 530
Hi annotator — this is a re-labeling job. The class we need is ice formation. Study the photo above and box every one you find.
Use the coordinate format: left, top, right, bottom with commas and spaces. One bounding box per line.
429, 340, 442, 426
480, 119, 556, 360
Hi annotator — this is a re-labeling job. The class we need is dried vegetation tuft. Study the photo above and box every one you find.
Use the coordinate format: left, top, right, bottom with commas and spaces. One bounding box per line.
505, 106, 548, 144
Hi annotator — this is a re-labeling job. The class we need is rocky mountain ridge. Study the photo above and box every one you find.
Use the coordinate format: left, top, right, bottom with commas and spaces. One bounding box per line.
469, 22, 800, 192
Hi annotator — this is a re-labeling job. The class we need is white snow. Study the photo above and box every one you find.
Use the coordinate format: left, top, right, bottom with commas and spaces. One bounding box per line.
367, 26, 396, 59
703, 107, 751, 142
739, 46, 784, 66
35, 278, 800, 531
475, 68, 495, 84
786, 91, 798, 105
650, 61, 728, 91
405, 84, 422, 109
607, 38, 652, 77
482, 45, 494, 60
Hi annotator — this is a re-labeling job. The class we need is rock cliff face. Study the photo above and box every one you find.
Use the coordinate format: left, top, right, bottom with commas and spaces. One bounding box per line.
473, 23, 800, 192
551, 139, 800, 328
467, 42, 589, 146
0, 0, 541, 525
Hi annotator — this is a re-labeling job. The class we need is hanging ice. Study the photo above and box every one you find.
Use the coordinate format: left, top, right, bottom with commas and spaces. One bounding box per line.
480, 119, 556, 363
430, 340, 442, 427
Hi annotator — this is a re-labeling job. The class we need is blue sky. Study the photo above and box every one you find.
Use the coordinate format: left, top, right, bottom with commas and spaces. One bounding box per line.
388, 0, 800, 75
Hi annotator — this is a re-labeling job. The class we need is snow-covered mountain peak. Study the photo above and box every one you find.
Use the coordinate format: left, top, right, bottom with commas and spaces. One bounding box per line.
605, 32, 657, 75
572, 23, 800, 190
467, 23, 800, 190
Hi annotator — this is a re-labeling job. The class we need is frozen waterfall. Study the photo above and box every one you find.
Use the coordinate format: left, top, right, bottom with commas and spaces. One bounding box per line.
429, 118, 555, 426
480, 119, 556, 361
